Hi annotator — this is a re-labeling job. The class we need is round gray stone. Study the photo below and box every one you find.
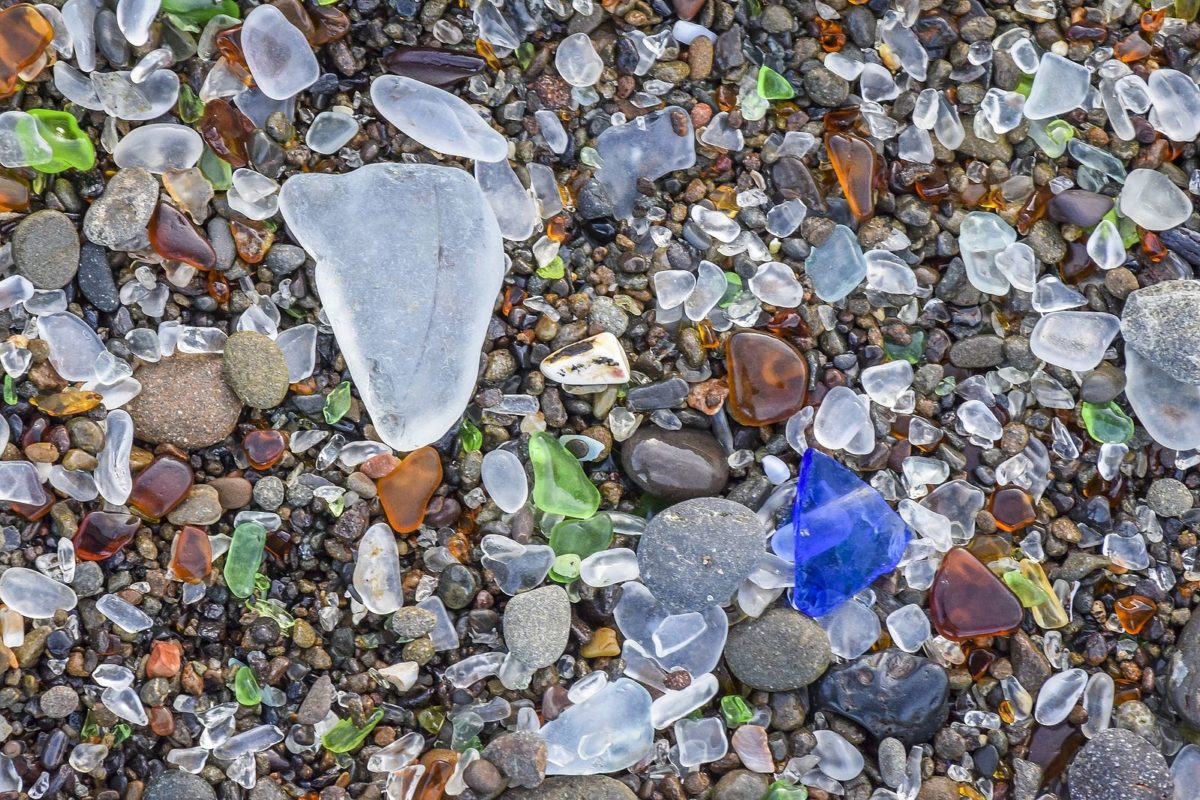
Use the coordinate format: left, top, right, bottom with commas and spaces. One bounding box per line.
637, 497, 764, 613
725, 608, 831, 691
501, 776, 635, 800
39, 685, 79, 718
1066, 728, 1171, 800
222, 331, 290, 409
712, 770, 770, 800
82, 166, 159, 250
949, 335, 1004, 369
1146, 478, 1192, 517
503, 584, 570, 668
12, 210, 79, 289
126, 355, 243, 449
1121, 279, 1200, 383
142, 770, 218, 800
620, 427, 729, 501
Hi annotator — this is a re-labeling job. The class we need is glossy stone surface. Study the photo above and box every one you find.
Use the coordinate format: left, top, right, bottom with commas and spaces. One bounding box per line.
816, 649, 950, 744
378, 446, 442, 534
620, 427, 729, 501
788, 449, 911, 617
381, 46, 486, 87
279, 163, 505, 451
725, 331, 808, 426
928, 547, 1024, 639
73, 511, 141, 561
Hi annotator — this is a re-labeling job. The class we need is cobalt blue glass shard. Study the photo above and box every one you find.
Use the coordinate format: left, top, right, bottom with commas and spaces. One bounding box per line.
789, 448, 911, 616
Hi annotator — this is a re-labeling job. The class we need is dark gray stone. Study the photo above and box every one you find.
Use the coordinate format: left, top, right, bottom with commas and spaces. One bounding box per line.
624, 377, 689, 412
725, 608, 831, 691
949, 335, 1005, 369
502, 585, 570, 669
77, 243, 119, 312
1066, 728, 1171, 800
620, 427, 729, 501
637, 497, 763, 613
816, 649, 949, 745
1121, 279, 1200, 383
12, 210, 79, 289
296, 675, 333, 724
1168, 610, 1200, 728
142, 770, 218, 800
1147, 478, 1192, 517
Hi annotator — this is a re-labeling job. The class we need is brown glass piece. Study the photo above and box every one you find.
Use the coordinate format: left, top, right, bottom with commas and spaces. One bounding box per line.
382, 46, 487, 87
214, 26, 247, 68
967, 533, 1012, 563
208, 270, 231, 304
149, 201, 218, 270
378, 446, 443, 533
198, 98, 255, 168
0, 173, 29, 212
826, 132, 878, 222
170, 525, 212, 583
1027, 722, 1085, 784
1060, 241, 1096, 284
989, 486, 1036, 533
244, 429, 287, 470
929, 547, 1024, 640
74, 511, 141, 561
230, 218, 273, 264
724, 331, 808, 426
12, 485, 53, 521
672, 0, 706, 20
966, 647, 995, 680
0, 6, 53, 98
1114, 594, 1156, 634
129, 456, 195, 520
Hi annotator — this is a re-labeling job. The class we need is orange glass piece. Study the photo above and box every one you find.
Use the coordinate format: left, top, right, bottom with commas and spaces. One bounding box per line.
1114, 33, 1152, 62
150, 201, 218, 270
0, 173, 29, 212
198, 98, 255, 168
0, 6, 54, 99
989, 487, 1035, 533
230, 218, 273, 264
1140, 230, 1167, 262
415, 758, 454, 800
929, 547, 1024, 640
146, 640, 183, 678
378, 446, 443, 533
474, 38, 500, 70
814, 18, 846, 51
309, 4, 350, 45
724, 330, 808, 426
30, 389, 103, 416
214, 26, 247, 68
12, 485, 53, 521
1140, 7, 1166, 32
207, 269, 231, 304
244, 429, 287, 470
967, 533, 1012, 564
546, 216, 571, 242
170, 525, 213, 583
128, 457, 195, 520
1016, 187, 1051, 236
826, 132, 878, 223
1114, 594, 1156, 634
74, 511, 141, 561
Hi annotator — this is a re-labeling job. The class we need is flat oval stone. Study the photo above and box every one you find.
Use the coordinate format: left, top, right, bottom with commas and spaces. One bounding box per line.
1047, 190, 1113, 227
126, 355, 243, 449
637, 497, 764, 613
620, 427, 728, 501
725, 331, 808, 426
816, 648, 949, 745
502, 584, 570, 669
12, 210, 79, 289
279, 163, 504, 451
1067, 728, 1172, 800
222, 331, 290, 409
540, 332, 630, 386
1168, 609, 1200, 728
82, 166, 159, 251
725, 608, 832, 691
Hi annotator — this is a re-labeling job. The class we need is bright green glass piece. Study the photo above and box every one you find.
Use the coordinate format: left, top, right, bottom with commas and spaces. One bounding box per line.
549, 514, 613, 559
720, 695, 754, 727
459, 418, 483, 452
247, 597, 295, 630
323, 381, 351, 424
3, 376, 15, 406
235, 666, 261, 705
1081, 401, 1134, 444
161, 0, 239, 28
515, 42, 535, 70
529, 431, 600, 518
199, 147, 232, 190
757, 66, 795, 100
417, 708, 445, 734
549, 553, 582, 583
883, 329, 926, 365
764, 780, 809, 800
223, 522, 267, 598
1015, 74, 1033, 98
177, 85, 204, 124
26, 110, 95, 174
1002, 569, 1049, 607
111, 723, 132, 745
322, 709, 384, 753
536, 255, 565, 279
719, 273, 743, 307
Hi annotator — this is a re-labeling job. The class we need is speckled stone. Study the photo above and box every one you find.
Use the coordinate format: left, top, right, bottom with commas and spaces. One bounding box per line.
12, 210, 79, 289
1146, 478, 1192, 517
502, 776, 636, 800
1168, 611, 1200, 728
503, 585, 571, 668
724, 608, 831, 691
222, 331, 290, 409
126, 355, 243, 449
142, 770, 218, 800
1066, 728, 1171, 800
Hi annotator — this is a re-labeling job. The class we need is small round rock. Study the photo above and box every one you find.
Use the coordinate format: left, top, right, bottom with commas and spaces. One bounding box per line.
12, 210, 80, 289
1147, 478, 1192, 518
1066, 728, 1171, 800
503, 584, 571, 668
142, 770, 218, 800
725, 608, 832, 691
222, 331, 290, 409
40, 685, 80, 718
126, 355, 243, 449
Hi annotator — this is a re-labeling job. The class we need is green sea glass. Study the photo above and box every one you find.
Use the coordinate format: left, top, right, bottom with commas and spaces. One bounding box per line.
26, 110, 96, 173
223, 522, 266, 598
322, 709, 384, 753
529, 432, 600, 518
757, 66, 795, 100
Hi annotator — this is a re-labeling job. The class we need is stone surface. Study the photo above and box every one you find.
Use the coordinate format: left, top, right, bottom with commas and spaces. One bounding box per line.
1168, 610, 1200, 728
619, 427, 729, 501
77, 243, 119, 312
637, 497, 765, 613
502, 585, 571, 669
12, 210, 79, 289
1066, 728, 1171, 800
724, 608, 831, 691
142, 770, 218, 800
1121, 280, 1200, 384
126, 355, 243, 449
222, 331, 290, 409
82, 166, 158, 250
502, 776, 637, 800
816, 649, 950, 745
483, 730, 548, 789
279, 163, 504, 451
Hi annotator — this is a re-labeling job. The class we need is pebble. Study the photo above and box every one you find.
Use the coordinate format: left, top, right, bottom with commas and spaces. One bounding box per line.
82, 166, 159, 250
210, 476, 253, 509
713, 770, 770, 800
166, 485, 223, 525
949, 335, 1005, 369
222, 331, 290, 410
12, 210, 80, 289
39, 685, 79, 718
502, 584, 570, 669
724, 608, 831, 691
253, 476, 286, 510
803, 66, 849, 107
1066, 728, 1171, 800
1168, 611, 1200, 728
388, 607, 436, 640
77, 243, 119, 312
296, 674, 333, 724
142, 770, 218, 800
816, 649, 950, 745
127, 356, 242, 449
636, 497, 765, 613
1146, 478, 1192, 517
1121, 280, 1200, 383
503, 776, 637, 800
481, 730, 547, 790
619, 427, 729, 501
